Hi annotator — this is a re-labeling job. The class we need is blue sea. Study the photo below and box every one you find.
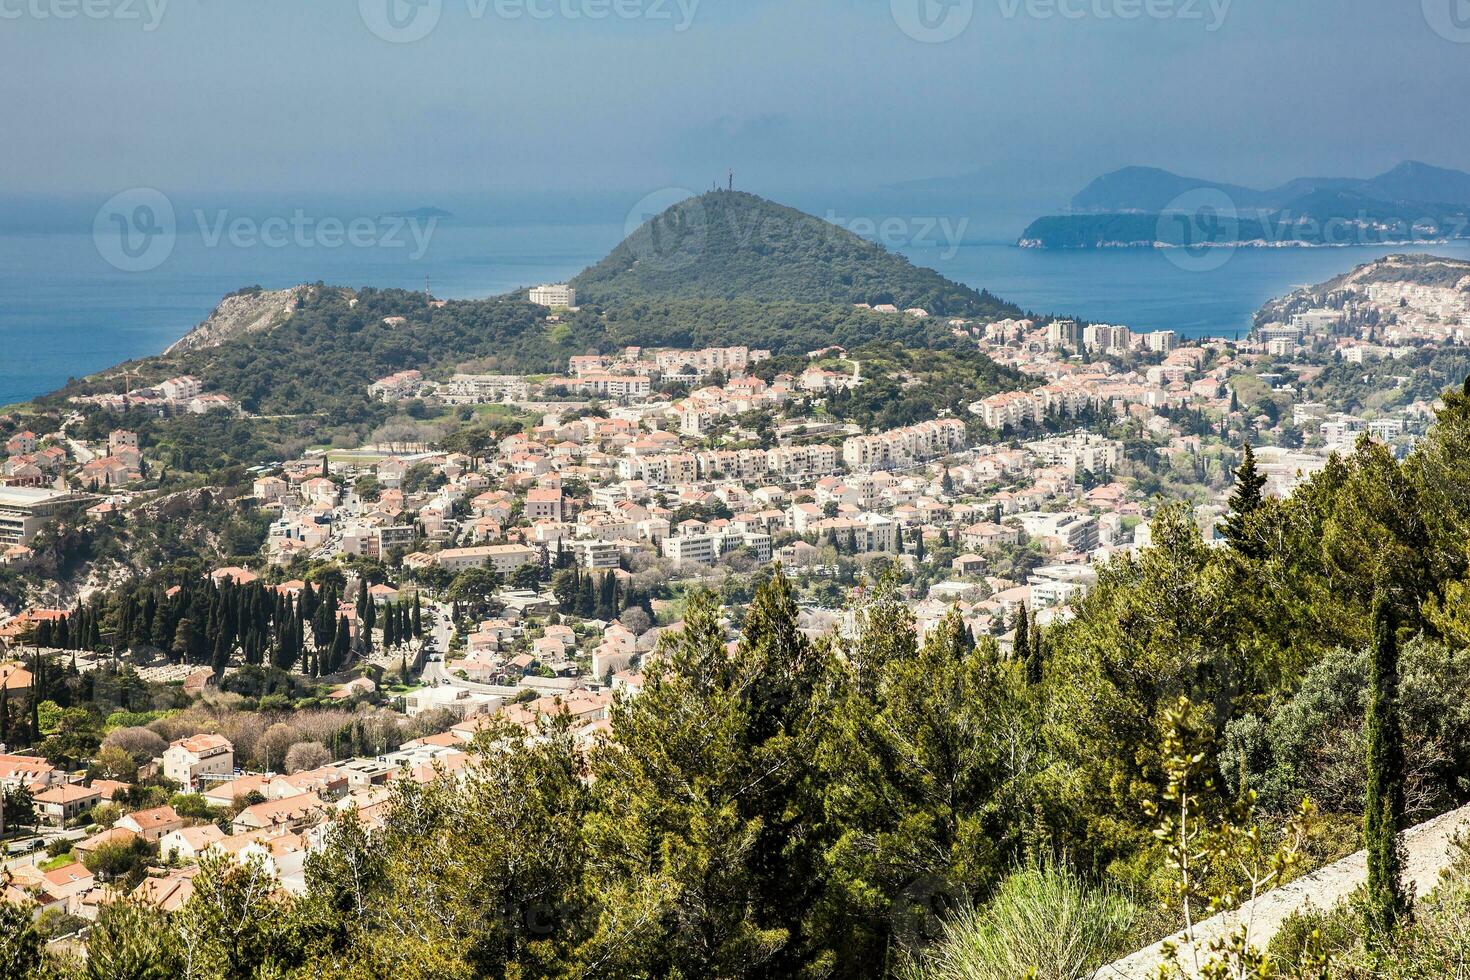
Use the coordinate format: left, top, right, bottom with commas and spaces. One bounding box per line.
3, 189, 1468, 408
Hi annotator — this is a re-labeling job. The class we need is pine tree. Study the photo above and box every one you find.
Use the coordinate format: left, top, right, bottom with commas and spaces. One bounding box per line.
1363, 587, 1408, 938
1222, 443, 1267, 558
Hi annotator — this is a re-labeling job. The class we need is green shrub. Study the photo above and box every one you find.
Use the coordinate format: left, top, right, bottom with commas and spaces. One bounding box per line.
900, 861, 1136, 980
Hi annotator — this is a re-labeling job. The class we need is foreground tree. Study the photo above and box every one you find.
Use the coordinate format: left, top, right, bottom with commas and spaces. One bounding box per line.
1363, 586, 1409, 939
823, 603, 1041, 973
582, 572, 831, 977
1222, 443, 1267, 558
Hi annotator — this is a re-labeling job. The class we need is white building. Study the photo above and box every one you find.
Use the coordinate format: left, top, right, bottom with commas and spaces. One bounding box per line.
0, 487, 93, 546
661, 534, 718, 565
573, 539, 622, 569
435, 544, 541, 574
162, 734, 235, 790
529, 284, 577, 308
1025, 433, 1123, 475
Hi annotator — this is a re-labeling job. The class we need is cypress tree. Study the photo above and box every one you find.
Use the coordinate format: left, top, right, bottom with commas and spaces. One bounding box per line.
1012, 602, 1030, 666
331, 615, 352, 673
412, 596, 422, 638
1364, 587, 1408, 938
1026, 611, 1044, 685
578, 573, 596, 618
1222, 443, 1267, 558
211, 631, 229, 678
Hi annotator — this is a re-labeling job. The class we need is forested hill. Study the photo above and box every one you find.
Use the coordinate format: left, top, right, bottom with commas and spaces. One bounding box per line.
571, 190, 1022, 318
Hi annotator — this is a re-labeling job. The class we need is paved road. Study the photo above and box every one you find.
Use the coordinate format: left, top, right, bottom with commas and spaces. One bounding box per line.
1098, 802, 1470, 978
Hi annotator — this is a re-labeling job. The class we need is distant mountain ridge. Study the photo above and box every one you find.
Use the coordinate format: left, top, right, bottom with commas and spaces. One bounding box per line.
572, 191, 1021, 319
1071, 161, 1470, 213
1022, 162, 1470, 248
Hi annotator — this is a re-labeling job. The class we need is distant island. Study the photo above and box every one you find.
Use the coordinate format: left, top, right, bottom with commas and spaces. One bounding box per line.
1019, 161, 1470, 249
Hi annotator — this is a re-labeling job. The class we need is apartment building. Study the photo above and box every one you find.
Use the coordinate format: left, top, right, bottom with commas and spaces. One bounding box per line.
1025, 433, 1123, 475
528, 284, 577, 308
0, 487, 92, 546
435, 544, 540, 574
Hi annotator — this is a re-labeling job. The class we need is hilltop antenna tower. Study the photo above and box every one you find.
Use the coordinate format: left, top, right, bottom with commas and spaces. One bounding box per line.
728, 169, 734, 192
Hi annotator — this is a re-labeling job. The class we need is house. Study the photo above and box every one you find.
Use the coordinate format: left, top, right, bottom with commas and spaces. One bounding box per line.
86, 779, 132, 803
132, 866, 200, 912
0, 661, 33, 694
160, 824, 227, 863
951, 553, 987, 576
162, 733, 234, 790
203, 773, 272, 809
232, 792, 325, 835
73, 826, 140, 860
0, 753, 58, 790
40, 863, 95, 906
115, 804, 185, 842
32, 783, 101, 826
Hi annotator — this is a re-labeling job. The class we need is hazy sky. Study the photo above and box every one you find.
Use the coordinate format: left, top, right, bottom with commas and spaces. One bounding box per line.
6, 0, 1470, 209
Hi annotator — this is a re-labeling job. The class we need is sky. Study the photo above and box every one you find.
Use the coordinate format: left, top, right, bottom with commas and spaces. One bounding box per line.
5, 0, 1470, 217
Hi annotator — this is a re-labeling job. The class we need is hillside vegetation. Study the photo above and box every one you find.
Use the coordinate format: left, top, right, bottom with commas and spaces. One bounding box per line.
573, 190, 1022, 318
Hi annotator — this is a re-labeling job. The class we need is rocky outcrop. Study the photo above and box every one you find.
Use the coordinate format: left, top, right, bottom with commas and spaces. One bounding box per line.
164, 285, 315, 354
